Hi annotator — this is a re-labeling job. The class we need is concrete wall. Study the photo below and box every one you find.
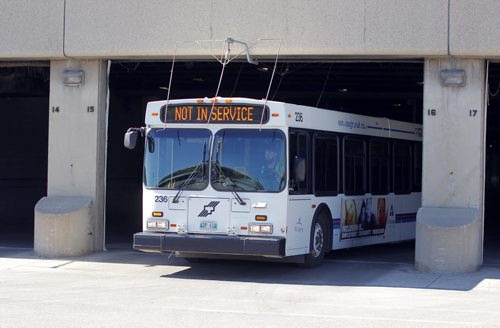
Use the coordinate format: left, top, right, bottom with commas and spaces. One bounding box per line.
415, 58, 486, 272
63, 0, 448, 58
422, 59, 485, 208
450, 1, 500, 57
0, 0, 64, 59
0, 1, 494, 267
3, 0, 500, 59
47, 60, 108, 251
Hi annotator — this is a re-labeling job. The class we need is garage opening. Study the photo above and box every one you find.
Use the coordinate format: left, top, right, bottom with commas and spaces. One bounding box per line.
485, 62, 500, 263
106, 60, 423, 249
0, 64, 49, 247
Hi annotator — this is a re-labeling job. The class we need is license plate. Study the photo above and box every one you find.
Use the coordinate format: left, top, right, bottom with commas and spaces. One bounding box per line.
200, 220, 217, 230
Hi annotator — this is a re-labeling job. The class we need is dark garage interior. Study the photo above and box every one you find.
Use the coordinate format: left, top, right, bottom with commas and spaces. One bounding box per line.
0, 64, 49, 247
485, 63, 500, 250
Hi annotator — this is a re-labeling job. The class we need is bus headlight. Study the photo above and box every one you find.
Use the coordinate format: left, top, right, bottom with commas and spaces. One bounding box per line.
157, 221, 168, 229
146, 220, 169, 230
249, 223, 273, 234
260, 225, 273, 233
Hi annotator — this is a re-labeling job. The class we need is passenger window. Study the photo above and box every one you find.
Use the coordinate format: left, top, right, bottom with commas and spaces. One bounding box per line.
393, 142, 412, 194
314, 135, 339, 196
413, 143, 422, 192
344, 137, 366, 195
369, 139, 390, 195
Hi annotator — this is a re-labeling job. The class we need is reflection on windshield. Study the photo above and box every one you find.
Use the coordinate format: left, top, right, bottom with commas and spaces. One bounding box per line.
211, 129, 286, 192
144, 128, 211, 189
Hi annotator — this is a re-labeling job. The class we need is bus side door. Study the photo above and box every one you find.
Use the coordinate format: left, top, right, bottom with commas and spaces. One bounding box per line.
286, 130, 313, 256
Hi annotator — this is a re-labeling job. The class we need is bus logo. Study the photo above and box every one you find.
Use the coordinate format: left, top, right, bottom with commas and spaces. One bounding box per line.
198, 201, 220, 217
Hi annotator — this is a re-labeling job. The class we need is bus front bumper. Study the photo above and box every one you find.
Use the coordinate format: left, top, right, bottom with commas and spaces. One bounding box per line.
133, 232, 286, 257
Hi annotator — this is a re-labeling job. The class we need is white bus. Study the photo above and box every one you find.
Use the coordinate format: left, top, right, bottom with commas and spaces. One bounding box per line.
125, 97, 422, 267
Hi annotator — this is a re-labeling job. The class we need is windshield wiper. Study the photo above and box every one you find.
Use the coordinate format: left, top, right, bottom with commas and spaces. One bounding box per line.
172, 142, 207, 203
211, 159, 246, 206
213, 138, 246, 205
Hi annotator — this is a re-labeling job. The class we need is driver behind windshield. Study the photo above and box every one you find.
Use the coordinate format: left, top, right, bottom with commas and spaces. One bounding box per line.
259, 144, 285, 191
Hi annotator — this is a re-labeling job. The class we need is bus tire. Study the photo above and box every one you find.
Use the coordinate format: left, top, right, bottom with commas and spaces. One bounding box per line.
300, 214, 328, 268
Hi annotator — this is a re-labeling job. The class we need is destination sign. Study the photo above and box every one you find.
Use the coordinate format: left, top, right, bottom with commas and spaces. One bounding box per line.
159, 104, 269, 124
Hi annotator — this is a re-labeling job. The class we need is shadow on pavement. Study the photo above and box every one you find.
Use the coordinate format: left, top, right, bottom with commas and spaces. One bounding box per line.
1, 234, 499, 292
161, 240, 500, 291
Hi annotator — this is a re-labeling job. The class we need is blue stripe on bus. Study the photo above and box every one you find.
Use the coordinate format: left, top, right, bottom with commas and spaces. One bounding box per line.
367, 125, 415, 135
331, 213, 416, 230
367, 125, 383, 130
389, 128, 415, 135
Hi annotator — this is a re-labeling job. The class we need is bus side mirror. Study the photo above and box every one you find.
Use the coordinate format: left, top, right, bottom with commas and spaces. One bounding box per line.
124, 130, 138, 150
294, 157, 306, 183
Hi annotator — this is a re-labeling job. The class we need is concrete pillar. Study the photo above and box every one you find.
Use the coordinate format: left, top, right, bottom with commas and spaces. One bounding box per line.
34, 196, 93, 257
34, 59, 108, 256
416, 59, 485, 272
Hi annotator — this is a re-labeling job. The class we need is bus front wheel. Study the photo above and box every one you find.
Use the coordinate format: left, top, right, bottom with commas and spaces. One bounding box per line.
300, 216, 327, 268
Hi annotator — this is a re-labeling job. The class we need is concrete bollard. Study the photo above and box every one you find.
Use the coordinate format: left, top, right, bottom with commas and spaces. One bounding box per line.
34, 196, 94, 257
415, 206, 482, 273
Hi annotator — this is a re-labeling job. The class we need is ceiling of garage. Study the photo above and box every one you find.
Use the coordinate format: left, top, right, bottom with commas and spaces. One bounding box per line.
6, 61, 500, 125
109, 60, 425, 123
0, 65, 49, 97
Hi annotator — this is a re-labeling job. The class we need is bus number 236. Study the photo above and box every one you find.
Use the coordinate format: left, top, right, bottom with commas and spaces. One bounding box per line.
154, 196, 168, 203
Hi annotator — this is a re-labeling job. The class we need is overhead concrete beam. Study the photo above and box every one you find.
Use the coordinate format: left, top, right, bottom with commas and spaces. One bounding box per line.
4, 1, 500, 59
63, 0, 448, 58
0, 0, 64, 59
450, 0, 500, 57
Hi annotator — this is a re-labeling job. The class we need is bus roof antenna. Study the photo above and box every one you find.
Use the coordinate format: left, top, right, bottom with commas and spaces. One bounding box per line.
226, 37, 259, 65
162, 43, 178, 131
206, 38, 261, 125
260, 39, 282, 130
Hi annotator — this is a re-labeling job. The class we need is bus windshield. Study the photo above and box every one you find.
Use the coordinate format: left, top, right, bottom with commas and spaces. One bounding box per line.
144, 128, 211, 189
211, 129, 286, 192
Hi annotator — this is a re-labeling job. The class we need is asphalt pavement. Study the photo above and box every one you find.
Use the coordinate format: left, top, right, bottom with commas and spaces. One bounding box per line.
0, 240, 499, 327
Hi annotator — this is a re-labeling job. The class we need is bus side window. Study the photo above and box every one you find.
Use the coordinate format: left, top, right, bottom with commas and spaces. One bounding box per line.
393, 142, 412, 194
369, 139, 390, 195
314, 135, 339, 196
289, 131, 310, 194
413, 143, 422, 192
343, 137, 366, 195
